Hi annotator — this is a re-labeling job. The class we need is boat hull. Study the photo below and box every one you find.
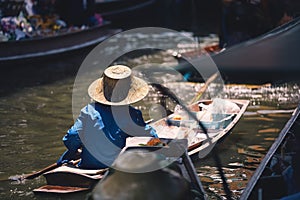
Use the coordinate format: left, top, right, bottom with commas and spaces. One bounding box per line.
33, 166, 106, 194
241, 103, 300, 199
175, 17, 300, 84
0, 23, 121, 66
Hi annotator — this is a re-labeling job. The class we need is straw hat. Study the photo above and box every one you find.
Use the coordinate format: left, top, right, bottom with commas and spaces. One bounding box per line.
88, 65, 149, 105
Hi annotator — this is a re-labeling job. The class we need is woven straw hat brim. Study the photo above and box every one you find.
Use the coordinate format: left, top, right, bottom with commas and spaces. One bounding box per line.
88, 76, 149, 106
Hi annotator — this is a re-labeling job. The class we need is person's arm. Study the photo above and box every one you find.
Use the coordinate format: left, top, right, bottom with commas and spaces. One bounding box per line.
130, 107, 158, 138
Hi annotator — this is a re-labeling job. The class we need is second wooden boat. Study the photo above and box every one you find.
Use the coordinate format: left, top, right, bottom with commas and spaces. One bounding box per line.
0, 22, 121, 66
241, 103, 300, 200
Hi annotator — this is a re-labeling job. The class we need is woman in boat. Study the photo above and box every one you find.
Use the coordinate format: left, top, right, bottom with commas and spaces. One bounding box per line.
57, 65, 158, 169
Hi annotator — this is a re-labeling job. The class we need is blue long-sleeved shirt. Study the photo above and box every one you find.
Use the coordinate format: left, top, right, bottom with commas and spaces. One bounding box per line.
57, 103, 157, 169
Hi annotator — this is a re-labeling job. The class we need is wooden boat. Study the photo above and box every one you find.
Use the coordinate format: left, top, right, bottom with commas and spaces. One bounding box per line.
33, 139, 207, 199
175, 17, 300, 84
33, 166, 107, 194
127, 99, 249, 158
95, 0, 157, 21
241, 103, 300, 199
0, 22, 121, 66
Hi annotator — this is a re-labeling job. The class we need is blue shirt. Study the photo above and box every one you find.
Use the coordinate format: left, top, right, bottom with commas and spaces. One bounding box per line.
57, 103, 157, 169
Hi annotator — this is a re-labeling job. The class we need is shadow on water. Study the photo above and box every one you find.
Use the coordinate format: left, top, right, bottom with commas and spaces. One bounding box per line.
0, 48, 92, 97
0, 48, 163, 98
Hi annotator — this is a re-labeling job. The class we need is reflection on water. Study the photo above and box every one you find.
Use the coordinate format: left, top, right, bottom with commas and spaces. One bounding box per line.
195, 108, 293, 199
225, 84, 300, 107
0, 33, 300, 199
0, 77, 75, 199
1, 78, 298, 199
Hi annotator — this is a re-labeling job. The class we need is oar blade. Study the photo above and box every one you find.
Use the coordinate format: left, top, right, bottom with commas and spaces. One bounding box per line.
8, 174, 25, 182
8, 163, 58, 182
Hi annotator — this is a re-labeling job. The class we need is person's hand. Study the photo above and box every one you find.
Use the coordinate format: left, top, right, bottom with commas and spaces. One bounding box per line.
56, 159, 69, 166
67, 159, 81, 166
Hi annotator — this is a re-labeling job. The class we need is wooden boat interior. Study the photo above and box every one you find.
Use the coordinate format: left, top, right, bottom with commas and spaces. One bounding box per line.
128, 99, 249, 157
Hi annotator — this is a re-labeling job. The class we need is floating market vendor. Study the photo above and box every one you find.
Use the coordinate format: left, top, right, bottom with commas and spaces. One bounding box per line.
57, 65, 158, 169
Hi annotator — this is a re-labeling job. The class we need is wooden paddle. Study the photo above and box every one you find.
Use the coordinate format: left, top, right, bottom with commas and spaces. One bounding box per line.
189, 72, 219, 157
8, 162, 59, 181
189, 72, 218, 104
10, 159, 81, 181
25, 158, 84, 180
22, 163, 59, 180
151, 82, 233, 200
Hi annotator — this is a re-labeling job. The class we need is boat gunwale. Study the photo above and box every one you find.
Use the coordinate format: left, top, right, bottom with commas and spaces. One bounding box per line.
149, 99, 249, 156
240, 103, 300, 199
0, 22, 121, 61
188, 99, 249, 156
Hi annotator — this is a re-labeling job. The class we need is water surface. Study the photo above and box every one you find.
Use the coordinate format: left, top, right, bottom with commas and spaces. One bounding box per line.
0, 33, 299, 199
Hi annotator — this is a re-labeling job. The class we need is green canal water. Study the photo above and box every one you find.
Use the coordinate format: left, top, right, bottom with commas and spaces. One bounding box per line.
0, 34, 299, 199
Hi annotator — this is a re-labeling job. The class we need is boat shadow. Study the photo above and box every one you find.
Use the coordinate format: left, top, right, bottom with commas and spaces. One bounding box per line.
0, 49, 88, 97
